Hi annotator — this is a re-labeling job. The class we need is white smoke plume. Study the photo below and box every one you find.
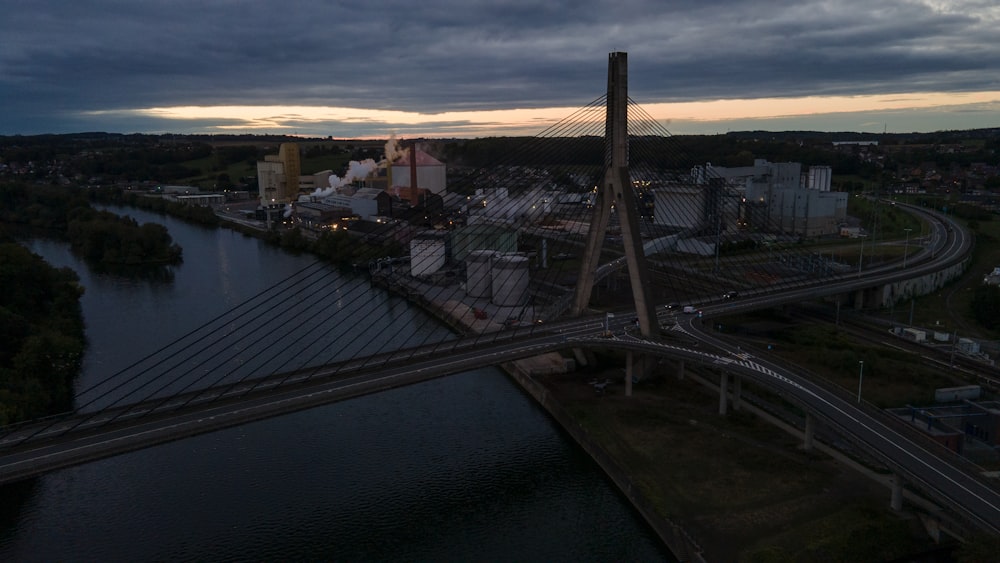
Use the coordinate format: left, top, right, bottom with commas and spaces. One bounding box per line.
383, 133, 409, 165
312, 158, 378, 198
309, 133, 410, 199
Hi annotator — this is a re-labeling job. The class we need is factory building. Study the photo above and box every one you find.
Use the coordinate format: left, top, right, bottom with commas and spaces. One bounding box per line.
320, 188, 392, 221
653, 177, 741, 236
263, 140, 453, 228
450, 223, 518, 262
889, 399, 1000, 457
294, 201, 355, 229
389, 149, 447, 195
257, 143, 336, 206
663, 159, 847, 237
764, 186, 847, 237
652, 185, 705, 229
298, 170, 333, 194
257, 143, 301, 205
169, 193, 225, 206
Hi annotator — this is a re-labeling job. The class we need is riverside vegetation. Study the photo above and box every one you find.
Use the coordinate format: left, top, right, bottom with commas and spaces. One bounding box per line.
5, 130, 1000, 558
0, 182, 185, 424
0, 238, 84, 425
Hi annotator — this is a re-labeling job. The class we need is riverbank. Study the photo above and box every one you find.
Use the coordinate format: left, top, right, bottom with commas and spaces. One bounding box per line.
525, 360, 940, 562
504, 357, 708, 561
176, 208, 947, 560
367, 267, 948, 561
6, 218, 669, 561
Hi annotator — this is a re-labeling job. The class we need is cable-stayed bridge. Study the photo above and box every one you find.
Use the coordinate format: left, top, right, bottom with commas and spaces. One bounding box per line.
2, 53, 996, 537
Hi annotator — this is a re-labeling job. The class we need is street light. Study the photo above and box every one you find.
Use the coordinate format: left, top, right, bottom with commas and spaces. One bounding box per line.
857, 360, 864, 403
857, 235, 864, 277
903, 228, 912, 268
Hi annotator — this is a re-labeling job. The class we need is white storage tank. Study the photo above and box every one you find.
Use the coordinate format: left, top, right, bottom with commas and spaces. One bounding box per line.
934, 385, 981, 403
466, 250, 494, 298
491, 253, 530, 306
410, 231, 447, 277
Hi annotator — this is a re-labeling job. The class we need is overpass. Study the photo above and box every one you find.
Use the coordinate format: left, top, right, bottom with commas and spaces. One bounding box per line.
3, 317, 999, 537
2, 53, 995, 544
2, 201, 994, 531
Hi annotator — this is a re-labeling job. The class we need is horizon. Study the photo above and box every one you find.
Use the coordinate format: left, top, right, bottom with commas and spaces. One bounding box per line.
4, 1, 1000, 140
7, 89, 1000, 140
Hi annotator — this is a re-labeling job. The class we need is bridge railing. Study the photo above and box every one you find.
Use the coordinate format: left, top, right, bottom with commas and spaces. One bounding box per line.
738, 339, 999, 489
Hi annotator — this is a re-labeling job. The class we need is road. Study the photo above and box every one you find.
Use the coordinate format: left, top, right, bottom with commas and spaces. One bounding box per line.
1, 201, 995, 534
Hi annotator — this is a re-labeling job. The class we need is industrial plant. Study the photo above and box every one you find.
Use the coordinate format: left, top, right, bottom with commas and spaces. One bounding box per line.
245, 137, 856, 331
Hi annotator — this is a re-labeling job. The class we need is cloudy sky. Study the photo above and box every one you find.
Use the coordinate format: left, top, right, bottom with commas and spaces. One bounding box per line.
2, 0, 999, 138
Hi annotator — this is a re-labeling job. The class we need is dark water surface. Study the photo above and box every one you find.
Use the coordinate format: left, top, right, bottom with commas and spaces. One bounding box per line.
1, 207, 671, 561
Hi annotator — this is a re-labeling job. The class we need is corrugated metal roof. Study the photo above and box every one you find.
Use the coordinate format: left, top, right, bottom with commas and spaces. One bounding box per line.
393, 149, 443, 166
354, 187, 385, 199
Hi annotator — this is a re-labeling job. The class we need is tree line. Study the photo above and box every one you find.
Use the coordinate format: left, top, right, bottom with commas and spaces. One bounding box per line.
88, 187, 220, 227
0, 182, 190, 424
0, 238, 85, 425
1, 183, 183, 267
65, 207, 182, 265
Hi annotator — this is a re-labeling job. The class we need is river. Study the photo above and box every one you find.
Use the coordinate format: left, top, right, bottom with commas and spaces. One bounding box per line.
0, 206, 671, 561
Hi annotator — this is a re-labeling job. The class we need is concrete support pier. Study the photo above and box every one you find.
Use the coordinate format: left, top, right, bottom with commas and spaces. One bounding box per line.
625, 351, 634, 397
891, 473, 904, 511
803, 413, 815, 451
732, 375, 742, 411
718, 372, 729, 415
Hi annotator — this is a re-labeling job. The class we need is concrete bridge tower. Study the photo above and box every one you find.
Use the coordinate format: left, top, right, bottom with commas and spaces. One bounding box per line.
571, 52, 658, 338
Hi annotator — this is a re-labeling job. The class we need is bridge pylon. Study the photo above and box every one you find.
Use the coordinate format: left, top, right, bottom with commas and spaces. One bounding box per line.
571, 52, 658, 338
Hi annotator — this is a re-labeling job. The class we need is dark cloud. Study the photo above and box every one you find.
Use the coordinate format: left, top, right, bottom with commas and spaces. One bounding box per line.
2, 0, 998, 135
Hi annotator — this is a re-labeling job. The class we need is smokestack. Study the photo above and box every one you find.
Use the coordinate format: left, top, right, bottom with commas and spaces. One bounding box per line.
410, 141, 419, 193
410, 141, 417, 207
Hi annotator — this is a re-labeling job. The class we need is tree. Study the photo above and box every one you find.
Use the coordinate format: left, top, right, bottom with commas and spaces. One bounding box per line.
0, 243, 84, 424
216, 172, 233, 191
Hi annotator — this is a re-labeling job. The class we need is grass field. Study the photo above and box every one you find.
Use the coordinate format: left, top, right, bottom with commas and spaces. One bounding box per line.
543, 359, 936, 562
541, 201, 998, 560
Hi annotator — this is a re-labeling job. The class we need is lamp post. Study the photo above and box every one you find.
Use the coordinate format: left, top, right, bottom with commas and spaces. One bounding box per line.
857, 235, 864, 277
903, 228, 912, 268
857, 360, 864, 403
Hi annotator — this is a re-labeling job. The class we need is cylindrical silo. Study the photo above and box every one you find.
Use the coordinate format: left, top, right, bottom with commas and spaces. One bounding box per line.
491, 253, 530, 306
410, 232, 447, 276
466, 250, 493, 298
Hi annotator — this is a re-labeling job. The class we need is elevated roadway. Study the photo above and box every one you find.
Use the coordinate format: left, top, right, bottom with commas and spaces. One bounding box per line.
1, 201, 994, 534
